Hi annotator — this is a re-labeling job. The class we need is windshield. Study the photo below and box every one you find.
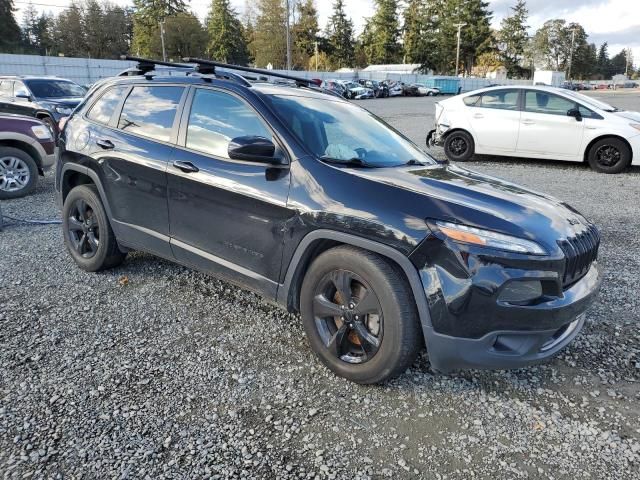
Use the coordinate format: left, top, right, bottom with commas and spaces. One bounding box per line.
25, 79, 86, 98
560, 89, 618, 112
265, 94, 436, 167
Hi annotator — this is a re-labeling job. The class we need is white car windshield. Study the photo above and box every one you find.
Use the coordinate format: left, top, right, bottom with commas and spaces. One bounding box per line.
265, 94, 435, 167
560, 89, 619, 112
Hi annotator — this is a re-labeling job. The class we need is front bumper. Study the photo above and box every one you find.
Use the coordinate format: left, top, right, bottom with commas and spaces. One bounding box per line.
419, 260, 602, 373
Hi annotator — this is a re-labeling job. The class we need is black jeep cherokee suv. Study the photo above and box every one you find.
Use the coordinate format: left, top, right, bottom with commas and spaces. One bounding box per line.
55, 60, 602, 384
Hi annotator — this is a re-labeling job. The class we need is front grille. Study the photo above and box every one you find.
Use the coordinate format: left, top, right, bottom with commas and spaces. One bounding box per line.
558, 224, 600, 288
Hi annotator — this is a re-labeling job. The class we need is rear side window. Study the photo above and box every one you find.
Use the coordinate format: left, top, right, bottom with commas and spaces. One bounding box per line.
118, 86, 184, 142
0, 81, 13, 97
479, 90, 519, 110
463, 94, 480, 106
87, 86, 127, 124
185, 89, 272, 159
524, 91, 576, 116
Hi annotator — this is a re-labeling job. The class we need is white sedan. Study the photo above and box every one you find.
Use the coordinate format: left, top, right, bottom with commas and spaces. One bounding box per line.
414, 83, 440, 96
427, 85, 640, 173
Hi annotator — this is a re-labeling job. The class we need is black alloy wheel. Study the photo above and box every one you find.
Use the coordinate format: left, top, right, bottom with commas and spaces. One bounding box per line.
449, 137, 467, 156
587, 137, 631, 173
67, 198, 100, 258
444, 130, 475, 162
312, 269, 383, 364
594, 145, 621, 168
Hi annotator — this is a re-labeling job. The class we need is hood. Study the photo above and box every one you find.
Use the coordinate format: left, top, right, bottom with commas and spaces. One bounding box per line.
40, 97, 83, 107
350, 164, 591, 255
612, 110, 640, 122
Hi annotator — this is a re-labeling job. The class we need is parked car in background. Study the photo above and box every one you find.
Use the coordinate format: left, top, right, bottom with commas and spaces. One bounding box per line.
414, 83, 440, 96
321, 80, 348, 98
0, 114, 55, 198
358, 79, 389, 98
56, 59, 602, 383
428, 85, 640, 173
560, 82, 580, 91
402, 83, 420, 96
338, 81, 375, 100
387, 81, 404, 97
0, 76, 86, 133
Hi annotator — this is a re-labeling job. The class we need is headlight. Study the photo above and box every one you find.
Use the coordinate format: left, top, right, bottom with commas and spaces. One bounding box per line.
630, 123, 640, 132
434, 220, 546, 255
31, 125, 52, 140
55, 106, 73, 115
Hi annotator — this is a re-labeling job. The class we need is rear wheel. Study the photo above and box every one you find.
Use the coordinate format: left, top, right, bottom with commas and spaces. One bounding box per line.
62, 185, 126, 271
444, 130, 475, 162
0, 147, 38, 199
587, 138, 631, 173
300, 246, 422, 384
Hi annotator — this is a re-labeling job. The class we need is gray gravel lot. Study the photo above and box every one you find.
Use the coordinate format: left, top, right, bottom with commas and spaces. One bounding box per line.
1, 91, 639, 479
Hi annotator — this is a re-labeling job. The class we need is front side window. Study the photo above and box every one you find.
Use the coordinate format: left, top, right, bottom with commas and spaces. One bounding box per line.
265, 94, 435, 167
23, 79, 85, 98
524, 91, 576, 116
118, 86, 184, 142
0, 81, 13, 97
14, 82, 30, 97
479, 90, 519, 110
87, 86, 127, 124
186, 89, 272, 159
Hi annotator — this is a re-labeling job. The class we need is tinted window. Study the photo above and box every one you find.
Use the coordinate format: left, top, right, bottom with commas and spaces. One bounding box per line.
87, 86, 127, 124
14, 82, 29, 97
0, 81, 13, 97
186, 89, 272, 159
118, 86, 184, 142
24, 79, 85, 98
577, 104, 600, 119
524, 91, 576, 116
479, 90, 519, 110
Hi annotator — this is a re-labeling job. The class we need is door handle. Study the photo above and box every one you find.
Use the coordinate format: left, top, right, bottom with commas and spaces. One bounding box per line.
522, 119, 535, 125
173, 160, 199, 173
96, 138, 114, 149
472, 113, 484, 119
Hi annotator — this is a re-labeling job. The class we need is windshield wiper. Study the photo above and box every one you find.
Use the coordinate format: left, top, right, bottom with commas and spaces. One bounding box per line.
320, 156, 370, 167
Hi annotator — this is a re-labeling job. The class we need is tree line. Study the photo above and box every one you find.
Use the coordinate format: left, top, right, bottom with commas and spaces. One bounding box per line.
0, 0, 635, 80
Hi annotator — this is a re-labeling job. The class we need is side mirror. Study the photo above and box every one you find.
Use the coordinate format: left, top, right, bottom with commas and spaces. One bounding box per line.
567, 108, 582, 122
228, 136, 284, 164
15, 92, 31, 101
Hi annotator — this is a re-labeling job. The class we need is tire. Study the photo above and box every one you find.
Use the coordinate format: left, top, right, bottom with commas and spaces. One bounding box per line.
62, 184, 126, 272
300, 246, 422, 384
444, 130, 475, 162
0, 147, 38, 199
587, 137, 631, 174
427, 91, 434, 96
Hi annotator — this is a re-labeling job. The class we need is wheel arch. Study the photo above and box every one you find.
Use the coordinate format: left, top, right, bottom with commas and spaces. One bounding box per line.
277, 230, 433, 332
0, 139, 43, 172
583, 134, 633, 163
60, 163, 114, 221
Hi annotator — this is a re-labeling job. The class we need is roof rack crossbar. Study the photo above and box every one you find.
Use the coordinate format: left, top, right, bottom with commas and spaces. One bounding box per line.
183, 58, 314, 87
120, 55, 193, 75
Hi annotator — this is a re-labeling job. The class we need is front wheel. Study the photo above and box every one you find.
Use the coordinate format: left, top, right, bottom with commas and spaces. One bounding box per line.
444, 130, 475, 162
587, 138, 631, 173
300, 246, 422, 384
0, 147, 38, 199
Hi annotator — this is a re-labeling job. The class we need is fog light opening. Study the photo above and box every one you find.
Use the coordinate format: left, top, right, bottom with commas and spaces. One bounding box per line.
497, 280, 543, 304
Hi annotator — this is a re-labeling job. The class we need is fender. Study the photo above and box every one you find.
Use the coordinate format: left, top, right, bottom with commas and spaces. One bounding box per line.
59, 162, 114, 222
276, 229, 434, 334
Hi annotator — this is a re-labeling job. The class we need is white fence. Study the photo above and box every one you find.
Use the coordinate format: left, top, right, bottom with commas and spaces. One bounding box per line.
0, 53, 539, 92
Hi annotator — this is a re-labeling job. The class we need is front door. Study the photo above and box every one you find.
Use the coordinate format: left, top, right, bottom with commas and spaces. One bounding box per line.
167, 87, 292, 298
466, 89, 522, 153
516, 90, 585, 158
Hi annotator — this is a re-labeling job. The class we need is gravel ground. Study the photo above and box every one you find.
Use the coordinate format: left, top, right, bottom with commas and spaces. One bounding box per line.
1, 91, 639, 479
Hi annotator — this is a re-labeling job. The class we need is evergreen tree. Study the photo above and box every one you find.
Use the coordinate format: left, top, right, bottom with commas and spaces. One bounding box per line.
150, 12, 207, 60
456, 0, 493, 75
402, 0, 425, 64
253, 0, 287, 68
20, 2, 39, 52
596, 42, 610, 78
131, 0, 188, 57
52, 2, 87, 57
498, 0, 528, 77
361, 0, 401, 65
532, 19, 570, 70
326, 0, 354, 68
0, 0, 22, 52
206, 0, 250, 64
292, 0, 318, 69
610, 49, 629, 76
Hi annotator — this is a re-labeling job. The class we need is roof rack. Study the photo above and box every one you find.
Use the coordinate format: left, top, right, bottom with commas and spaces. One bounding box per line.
120, 55, 193, 75
183, 58, 316, 88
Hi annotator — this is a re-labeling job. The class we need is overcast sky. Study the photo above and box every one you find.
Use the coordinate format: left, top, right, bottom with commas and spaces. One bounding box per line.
14, 0, 640, 66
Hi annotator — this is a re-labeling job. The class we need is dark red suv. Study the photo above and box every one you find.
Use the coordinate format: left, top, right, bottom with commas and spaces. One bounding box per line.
0, 114, 56, 199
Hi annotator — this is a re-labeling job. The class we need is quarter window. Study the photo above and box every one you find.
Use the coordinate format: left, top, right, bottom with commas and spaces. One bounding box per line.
479, 90, 519, 110
0, 81, 13, 97
14, 82, 29, 97
118, 86, 184, 142
524, 91, 576, 116
463, 94, 480, 106
87, 86, 127, 125
186, 89, 272, 159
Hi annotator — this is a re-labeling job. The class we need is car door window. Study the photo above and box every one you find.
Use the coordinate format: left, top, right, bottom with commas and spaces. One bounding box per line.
185, 89, 272, 159
577, 104, 601, 119
0, 81, 13, 97
14, 82, 29, 97
479, 90, 519, 110
524, 91, 576, 116
87, 86, 128, 125
118, 85, 184, 142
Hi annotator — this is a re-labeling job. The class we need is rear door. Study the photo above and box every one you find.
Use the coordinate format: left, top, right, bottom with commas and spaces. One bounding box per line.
0, 81, 16, 115
83, 83, 187, 257
12, 81, 35, 117
516, 90, 585, 158
466, 89, 521, 153
167, 86, 292, 297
